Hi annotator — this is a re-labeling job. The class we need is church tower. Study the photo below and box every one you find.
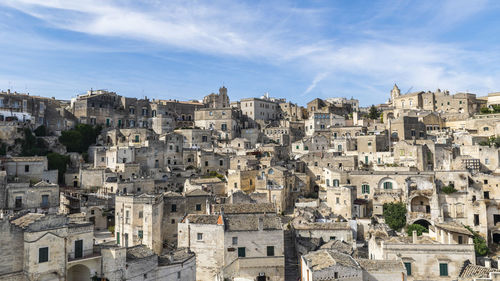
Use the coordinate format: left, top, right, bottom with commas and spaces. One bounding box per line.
391, 84, 400, 105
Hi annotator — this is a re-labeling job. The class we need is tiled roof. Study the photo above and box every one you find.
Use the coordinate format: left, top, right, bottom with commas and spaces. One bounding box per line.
356, 258, 405, 272
459, 260, 498, 278
10, 213, 44, 228
303, 249, 359, 272
225, 214, 282, 231
126, 245, 156, 261
435, 221, 473, 236
184, 214, 221, 225
212, 203, 275, 214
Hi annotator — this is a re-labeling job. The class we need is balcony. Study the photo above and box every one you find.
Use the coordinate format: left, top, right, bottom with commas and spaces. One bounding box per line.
68, 246, 101, 263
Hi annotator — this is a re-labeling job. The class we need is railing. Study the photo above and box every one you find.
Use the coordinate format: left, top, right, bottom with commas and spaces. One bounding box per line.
68, 246, 101, 262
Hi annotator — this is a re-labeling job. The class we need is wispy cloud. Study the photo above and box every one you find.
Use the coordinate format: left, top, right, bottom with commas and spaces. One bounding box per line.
303, 72, 329, 95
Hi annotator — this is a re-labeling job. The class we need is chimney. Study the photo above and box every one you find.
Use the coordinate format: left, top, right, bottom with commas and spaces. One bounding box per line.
412, 230, 417, 244
485, 258, 491, 268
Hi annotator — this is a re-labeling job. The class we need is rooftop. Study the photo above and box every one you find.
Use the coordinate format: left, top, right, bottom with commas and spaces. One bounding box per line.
225, 214, 282, 231
212, 203, 275, 214
126, 245, 156, 261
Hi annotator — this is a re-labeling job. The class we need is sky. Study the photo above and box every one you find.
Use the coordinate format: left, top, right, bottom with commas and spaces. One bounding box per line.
0, 0, 500, 106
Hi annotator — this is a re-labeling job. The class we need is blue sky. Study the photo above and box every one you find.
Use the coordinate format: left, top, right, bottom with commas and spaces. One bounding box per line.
0, 0, 500, 106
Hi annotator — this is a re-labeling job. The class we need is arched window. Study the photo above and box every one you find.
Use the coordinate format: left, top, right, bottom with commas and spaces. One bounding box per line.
383, 182, 393, 190
333, 179, 339, 187
362, 184, 370, 194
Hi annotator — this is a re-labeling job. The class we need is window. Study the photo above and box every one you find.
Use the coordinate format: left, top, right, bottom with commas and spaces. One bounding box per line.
39, 247, 49, 263
138, 230, 143, 239
41, 195, 49, 207
221, 124, 227, 131
219, 160, 224, 166
177, 272, 181, 279
474, 214, 479, 226
336, 197, 340, 204
267, 246, 275, 256
117, 232, 120, 245
171, 204, 177, 212
362, 184, 370, 194
15, 196, 22, 208
333, 179, 339, 187
404, 262, 411, 276
197, 233, 203, 240
196, 204, 202, 211
134, 135, 140, 142
25, 165, 29, 172
139, 211, 143, 218
439, 263, 448, 276
238, 247, 246, 257
484, 179, 489, 184
458, 235, 463, 244
484, 127, 489, 131
383, 182, 393, 189
91, 210, 95, 215
234, 182, 238, 188
484, 191, 490, 199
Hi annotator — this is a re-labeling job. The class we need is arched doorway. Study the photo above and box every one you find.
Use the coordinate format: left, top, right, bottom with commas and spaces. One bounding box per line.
410, 196, 430, 213
67, 264, 91, 281
413, 219, 431, 230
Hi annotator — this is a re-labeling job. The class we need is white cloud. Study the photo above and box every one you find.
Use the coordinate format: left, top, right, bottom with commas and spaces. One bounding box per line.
0, 0, 499, 103
303, 72, 329, 95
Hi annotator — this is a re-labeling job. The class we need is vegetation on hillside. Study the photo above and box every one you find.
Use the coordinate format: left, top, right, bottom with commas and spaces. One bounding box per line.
383, 202, 407, 231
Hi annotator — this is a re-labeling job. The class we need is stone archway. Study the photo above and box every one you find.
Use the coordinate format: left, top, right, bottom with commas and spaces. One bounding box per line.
410, 196, 430, 213
67, 264, 91, 281
413, 219, 431, 230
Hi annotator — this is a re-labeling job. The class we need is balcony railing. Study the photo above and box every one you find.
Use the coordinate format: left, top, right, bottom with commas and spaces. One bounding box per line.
68, 246, 101, 262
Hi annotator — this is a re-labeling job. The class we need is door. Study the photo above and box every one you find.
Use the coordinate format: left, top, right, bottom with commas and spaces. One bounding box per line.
75, 240, 83, 259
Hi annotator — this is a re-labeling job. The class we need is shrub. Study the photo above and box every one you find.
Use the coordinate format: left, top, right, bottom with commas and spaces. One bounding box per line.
441, 185, 457, 194
108, 225, 115, 234
465, 225, 489, 256
407, 224, 428, 236
383, 202, 407, 231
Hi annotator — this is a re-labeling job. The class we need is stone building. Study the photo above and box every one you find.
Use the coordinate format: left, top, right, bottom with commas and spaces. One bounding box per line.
1, 181, 59, 214
115, 193, 164, 254
203, 86, 230, 108
178, 213, 285, 281
194, 108, 242, 141
369, 232, 475, 281
0, 89, 74, 133
1, 156, 58, 184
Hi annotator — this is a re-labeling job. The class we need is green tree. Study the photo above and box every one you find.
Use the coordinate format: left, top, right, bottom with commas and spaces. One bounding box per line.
47, 152, 70, 184
59, 130, 83, 152
368, 105, 379, 120
407, 224, 428, 236
383, 202, 407, 231
20, 128, 48, 156
34, 125, 47, 136
464, 225, 489, 256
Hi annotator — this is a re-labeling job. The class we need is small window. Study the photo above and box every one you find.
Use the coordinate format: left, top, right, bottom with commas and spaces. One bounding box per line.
197, 233, 203, 241
171, 219, 175, 224
362, 184, 370, 194
404, 262, 411, 276
177, 272, 181, 279
25, 165, 29, 172
383, 182, 393, 190
171, 204, 177, 212
39, 247, 49, 263
439, 263, 448, 276
458, 235, 463, 244
267, 246, 275, 256
232, 237, 238, 245
238, 247, 246, 257
90, 210, 95, 215
474, 214, 479, 226
484, 191, 490, 199
196, 204, 202, 211
139, 211, 143, 218
138, 230, 143, 239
